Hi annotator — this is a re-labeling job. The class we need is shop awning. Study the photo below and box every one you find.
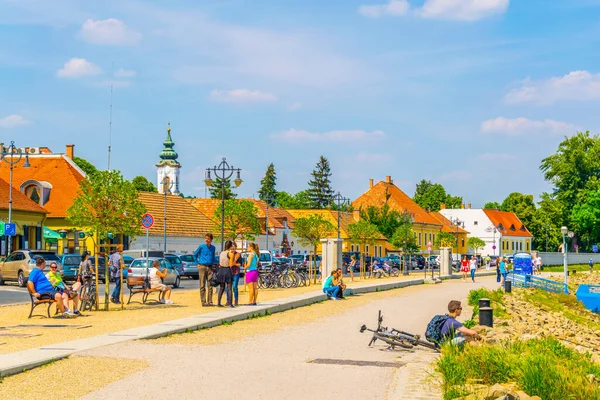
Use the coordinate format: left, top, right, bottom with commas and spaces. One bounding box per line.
43, 226, 62, 242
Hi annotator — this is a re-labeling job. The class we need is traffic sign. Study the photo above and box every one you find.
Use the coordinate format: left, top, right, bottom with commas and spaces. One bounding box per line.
427, 246, 432, 251
593, 245, 598, 253
427, 241, 432, 246
141, 213, 154, 229
4, 223, 16, 237
574, 244, 579, 249
492, 245, 497, 250
0, 221, 4, 236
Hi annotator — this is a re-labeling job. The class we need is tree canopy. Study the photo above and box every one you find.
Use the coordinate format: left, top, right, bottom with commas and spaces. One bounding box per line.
483, 201, 501, 210
213, 200, 261, 243
389, 213, 419, 254
258, 163, 277, 205
293, 214, 335, 251
132, 175, 158, 193
209, 177, 237, 200
435, 232, 456, 248
413, 179, 462, 211
307, 155, 334, 209
276, 190, 311, 209
73, 156, 98, 177
467, 237, 486, 255
359, 205, 400, 239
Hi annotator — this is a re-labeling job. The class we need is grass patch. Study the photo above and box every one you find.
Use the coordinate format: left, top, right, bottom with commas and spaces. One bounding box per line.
544, 264, 592, 273
436, 338, 600, 400
467, 288, 508, 319
521, 289, 600, 330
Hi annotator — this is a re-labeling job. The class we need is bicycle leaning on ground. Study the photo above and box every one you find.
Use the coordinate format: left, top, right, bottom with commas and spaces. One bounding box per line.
360, 310, 438, 351
78, 273, 97, 311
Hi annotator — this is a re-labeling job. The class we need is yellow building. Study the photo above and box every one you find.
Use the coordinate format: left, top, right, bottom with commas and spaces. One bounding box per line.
352, 176, 443, 254
428, 211, 469, 254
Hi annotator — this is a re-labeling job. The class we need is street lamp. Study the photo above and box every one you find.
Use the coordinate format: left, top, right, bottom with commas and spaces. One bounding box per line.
449, 217, 463, 254
332, 192, 350, 240
204, 158, 242, 251
0, 142, 30, 255
160, 176, 174, 254
561, 226, 568, 291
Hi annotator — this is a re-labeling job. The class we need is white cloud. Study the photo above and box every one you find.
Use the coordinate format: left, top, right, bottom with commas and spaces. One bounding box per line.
505, 71, 600, 105
356, 152, 392, 162
481, 117, 578, 136
272, 129, 385, 142
114, 68, 136, 78
0, 115, 32, 128
438, 170, 472, 182
358, 0, 508, 21
57, 58, 102, 78
209, 89, 278, 103
80, 18, 141, 46
358, 0, 410, 18
419, 0, 509, 21
287, 102, 302, 111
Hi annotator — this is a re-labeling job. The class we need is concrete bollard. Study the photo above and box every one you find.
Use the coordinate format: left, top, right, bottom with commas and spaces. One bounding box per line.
504, 280, 512, 293
478, 298, 491, 308
479, 307, 493, 327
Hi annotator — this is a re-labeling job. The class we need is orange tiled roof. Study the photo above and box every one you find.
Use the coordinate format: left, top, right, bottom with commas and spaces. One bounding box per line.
286, 209, 387, 240
429, 211, 469, 234
0, 154, 85, 218
352, 179, 442, 226
0, 178, 47, 214
138, 192, 215, 237
483, 209, 532, 237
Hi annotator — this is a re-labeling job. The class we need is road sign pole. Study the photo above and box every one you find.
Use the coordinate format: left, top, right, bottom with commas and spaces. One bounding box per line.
146, 228, 149, 281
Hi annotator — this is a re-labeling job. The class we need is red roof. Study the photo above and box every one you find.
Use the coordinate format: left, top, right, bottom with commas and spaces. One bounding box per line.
0, 154, 86, 218
352, 179, 442, 226
0, 178, 47, 214
483, 209, 532, 237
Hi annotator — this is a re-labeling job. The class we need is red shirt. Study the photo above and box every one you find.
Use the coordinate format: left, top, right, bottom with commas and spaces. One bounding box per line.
461, 260, 468, 267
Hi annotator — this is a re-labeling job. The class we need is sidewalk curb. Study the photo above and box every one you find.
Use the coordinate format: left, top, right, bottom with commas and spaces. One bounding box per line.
0, 275, 486, 378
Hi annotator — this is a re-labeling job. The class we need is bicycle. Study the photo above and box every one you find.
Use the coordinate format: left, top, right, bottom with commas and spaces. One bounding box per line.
372, 264, 400, 279
360, 310, 438, 351
79, 273, 97, 312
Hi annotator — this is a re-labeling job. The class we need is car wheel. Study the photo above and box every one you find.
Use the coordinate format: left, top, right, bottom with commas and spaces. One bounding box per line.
0, 275, 3, 285
18, 271, 26, 287
174, 276, 181, 288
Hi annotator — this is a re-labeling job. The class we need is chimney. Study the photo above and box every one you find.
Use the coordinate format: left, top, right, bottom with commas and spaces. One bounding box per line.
369, 178, 374, 189
353, 210, 360, 221
461, 203, 465, 209
385, 175, 392, 184
440, 203, 446, 210
66, 144, 74, 159
467, 203, 471, 209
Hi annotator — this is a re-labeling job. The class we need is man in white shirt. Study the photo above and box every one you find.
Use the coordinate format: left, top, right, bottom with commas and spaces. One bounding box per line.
533, 254, 542, 275
469, 256, 478, 282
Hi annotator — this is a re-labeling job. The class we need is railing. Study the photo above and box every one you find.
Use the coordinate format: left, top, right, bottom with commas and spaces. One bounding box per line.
507, 273, 568, 294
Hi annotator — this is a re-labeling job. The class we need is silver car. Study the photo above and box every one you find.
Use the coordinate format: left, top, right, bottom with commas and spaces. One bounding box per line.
126, 257, 181, 288
0, 250, 62, 287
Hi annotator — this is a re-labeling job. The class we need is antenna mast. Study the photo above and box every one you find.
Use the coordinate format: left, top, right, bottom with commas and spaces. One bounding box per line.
107, 83, 113, 170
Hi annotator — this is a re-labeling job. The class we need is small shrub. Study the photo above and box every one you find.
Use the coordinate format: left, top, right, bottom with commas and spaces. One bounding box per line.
463, 319, 476, 329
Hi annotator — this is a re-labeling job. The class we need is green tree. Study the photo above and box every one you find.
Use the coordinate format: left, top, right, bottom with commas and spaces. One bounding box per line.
467, 237, 486, 255
571, 188, 600, 251
435, 232, 456, 248
483, 201, 501, 210
213, 200, 261, 243
132, 176, 158, 193
73, 156, 98, 176
276, 190, 311, 209
347, 220, 381, 277
209, 177, 237, 200
530, 193, 563, 251
307, 155, 335, 209
413, 179, 462, 211
500, 192, 536, 233
293, 215, 335, 281
359, 205, 400, 239
258, 163, 277, 205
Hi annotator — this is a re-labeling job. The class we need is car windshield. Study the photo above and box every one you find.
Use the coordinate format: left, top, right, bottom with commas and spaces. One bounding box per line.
89, 257, 106, 265
259, 254, 271, 262
31, 252, 60, 262
180, 255, 195, 262
63, 255, 81, 265
131, 259, 154, 268
166, 256, 181, 265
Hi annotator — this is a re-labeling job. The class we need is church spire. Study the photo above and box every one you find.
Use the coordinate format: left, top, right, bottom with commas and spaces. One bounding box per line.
157, 121, 180, 166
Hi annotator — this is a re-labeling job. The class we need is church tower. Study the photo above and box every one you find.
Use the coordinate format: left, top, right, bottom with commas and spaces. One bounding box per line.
156, 122, 181, 195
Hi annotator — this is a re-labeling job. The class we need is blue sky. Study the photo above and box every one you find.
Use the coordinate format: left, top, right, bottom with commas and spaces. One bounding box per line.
1, 0, 600, 206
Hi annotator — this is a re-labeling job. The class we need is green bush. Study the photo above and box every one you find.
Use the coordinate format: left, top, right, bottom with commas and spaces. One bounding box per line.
436, 338, 600, 400
468, 288, 507, 319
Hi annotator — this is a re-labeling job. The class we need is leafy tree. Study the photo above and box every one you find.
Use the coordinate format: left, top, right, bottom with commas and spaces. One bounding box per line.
293, 215, 335, 281
467, 237, 486, 255
258, 163, 277, 205
413, 179, 462, 211
500, 192, 536, 233
530, 193, 563, 251
435, 232, 456, 248
347, 220, 381, 278
276, 190, 311, 209
73, 156, 98, 176
307, 155, 335, 209
483, 201, 501, 210
132, 175, 158, 193
209, 177, 237, 200
359, 205, 400, 239
571, 188, 600, 251
213, 200, 261, 243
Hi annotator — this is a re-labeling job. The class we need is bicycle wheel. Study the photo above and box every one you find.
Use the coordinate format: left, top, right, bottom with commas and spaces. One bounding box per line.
391, 268, 400, 277
374, 333, 413, 349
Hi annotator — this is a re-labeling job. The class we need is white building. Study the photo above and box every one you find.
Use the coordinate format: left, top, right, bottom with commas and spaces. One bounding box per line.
440, 206, 533, 257
156, 122, 181, 195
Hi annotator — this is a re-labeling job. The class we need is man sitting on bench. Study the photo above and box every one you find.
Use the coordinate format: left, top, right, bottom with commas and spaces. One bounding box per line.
27, 257, 76, 318
46, 261, 81, 315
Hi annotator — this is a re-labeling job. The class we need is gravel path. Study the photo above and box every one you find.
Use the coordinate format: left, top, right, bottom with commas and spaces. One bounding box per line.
77, 277, 498, 400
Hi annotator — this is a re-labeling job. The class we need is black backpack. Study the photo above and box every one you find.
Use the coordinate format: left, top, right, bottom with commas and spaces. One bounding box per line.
426, 314, 449, 344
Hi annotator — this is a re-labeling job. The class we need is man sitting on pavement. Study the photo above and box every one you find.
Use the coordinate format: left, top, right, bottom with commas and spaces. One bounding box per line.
323, 270, 341, 300
333, 268, 346, 299
27, 257, 76, 318
46, 261, 81, 315
442, 300, 479, 346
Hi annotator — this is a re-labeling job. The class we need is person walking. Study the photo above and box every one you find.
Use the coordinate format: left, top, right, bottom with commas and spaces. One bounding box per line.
590, 259, 594, 274
109, 247, 125, 304
533, 253, 542, 275
229, 243, 241, 306
348, 255, 356, 282
244, 243, 260, 305
499, 257, 508, 285
460, 256, 469, 282
469, 255, 478, 283
194, 233, 216, 307
217, 241, 234, 308
485, 255, 491, 271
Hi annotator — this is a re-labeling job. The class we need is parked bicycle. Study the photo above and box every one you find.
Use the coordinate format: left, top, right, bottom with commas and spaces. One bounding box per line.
258, 264, 309, 289
79, 273, 97, 311
372, 263, 400, 279
360, 310, 438, 351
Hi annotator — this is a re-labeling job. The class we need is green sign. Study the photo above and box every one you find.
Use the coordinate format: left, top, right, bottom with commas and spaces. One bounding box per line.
78, 232, 86, 239
0, 221, 4, 236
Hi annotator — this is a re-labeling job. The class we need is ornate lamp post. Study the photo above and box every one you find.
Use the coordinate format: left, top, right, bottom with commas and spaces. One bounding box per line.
204, 158, 242, 251
0, 142, 30, 254
332, 192, 350, 240
160, 176, 174, 254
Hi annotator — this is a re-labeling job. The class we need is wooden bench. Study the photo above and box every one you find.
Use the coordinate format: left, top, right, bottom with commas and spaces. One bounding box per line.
27, 291, 57, 318
126, 276, 161, 304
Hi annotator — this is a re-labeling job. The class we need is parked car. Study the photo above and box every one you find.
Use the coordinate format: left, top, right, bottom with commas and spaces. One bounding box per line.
60, 254, 108, 282
122, 255, 135, 267
289, 254, 321, 267
272, 257, 292, 267
427, 255, 439, 268
0, 250, 61, 287
177, 254, 199, 279
126, 257, 180, 288
164, 253, 185, 276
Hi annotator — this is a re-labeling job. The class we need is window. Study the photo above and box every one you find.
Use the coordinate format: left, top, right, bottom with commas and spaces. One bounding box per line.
461, 238, 465, 247
366, 245, 370, 255
526, 241, 530, 251
24, 185, 40, 203
351, 244, 354, 252
511, 242, 514, 251
379, 246, 382, 257
474, 221, 478, 226
520, 242, 523, 251
418, 233, 422, 246
20, 180, 52, 206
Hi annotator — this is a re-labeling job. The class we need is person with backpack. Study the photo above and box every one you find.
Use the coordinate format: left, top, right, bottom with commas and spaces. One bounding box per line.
426, 300, 480, 347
